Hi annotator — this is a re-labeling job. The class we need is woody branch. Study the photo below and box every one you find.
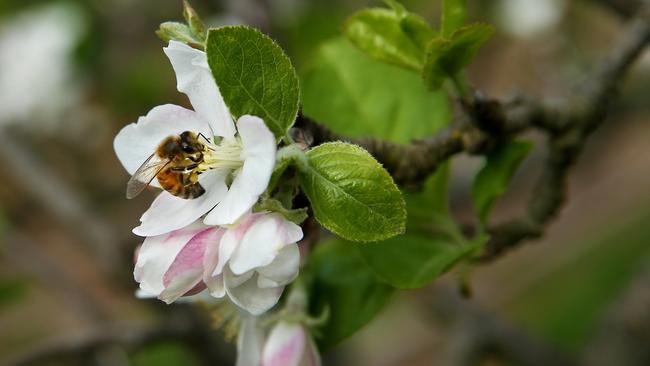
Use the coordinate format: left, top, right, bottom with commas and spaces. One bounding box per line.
295, 0, 650, 262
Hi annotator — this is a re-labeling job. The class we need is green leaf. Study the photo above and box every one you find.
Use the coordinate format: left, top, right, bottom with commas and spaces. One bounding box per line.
182, 1, 206, 41
308, 239, 394, 350
343, 8, 434, 71
423, 23, 494, 90
425, 161, 452, 216
267, 156, 291, 193
255, 198, 307, 224
441, 0, 467, 37
358, 234, 478, 289
472, 140, 533, 223
301, 38, 450, 144
359, 162, 482, 289
156, 22, 205, 49
296, 142, 406, 242
383, 0, 406, 16
401, 161, 454, 232
206, 26, 300, 140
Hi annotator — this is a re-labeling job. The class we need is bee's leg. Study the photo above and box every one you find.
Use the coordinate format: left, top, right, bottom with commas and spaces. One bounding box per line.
170, 163, 198, 172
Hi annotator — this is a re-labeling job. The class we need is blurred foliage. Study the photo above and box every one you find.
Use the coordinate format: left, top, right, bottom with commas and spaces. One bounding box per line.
301, 37, 450, 144
508, 205, 650, 350
472, 139, 532, 224
308, 239, 394, 351
422, 22, 494, 90
107, 48, 175, 116
0, 278, 27, 309
131, 341, 202, 366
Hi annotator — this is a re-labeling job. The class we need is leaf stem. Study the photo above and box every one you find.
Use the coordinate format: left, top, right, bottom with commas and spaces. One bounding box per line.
450, 72, 470, 99
284, 131, 296, 144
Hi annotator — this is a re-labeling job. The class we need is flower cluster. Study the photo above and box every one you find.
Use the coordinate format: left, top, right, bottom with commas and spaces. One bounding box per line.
114, 41, 302, 315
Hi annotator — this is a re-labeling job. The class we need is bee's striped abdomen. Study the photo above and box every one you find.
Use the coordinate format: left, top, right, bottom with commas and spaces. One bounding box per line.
156, 169, 205, 199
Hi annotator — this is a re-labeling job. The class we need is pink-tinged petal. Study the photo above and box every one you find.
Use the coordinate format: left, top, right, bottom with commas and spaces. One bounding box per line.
225, 269, 283, 316
114, 104, 212, 177
182, 282, 207, 296
158, 227, 221, 304
163, 41, 235, 140
210, 213, 257, 275
176, 289, 216, 304
134, 222, 206, 297
202, 228, 227, 298
262, 322, 306, 366
159, 270, 203, 304
302, 336, 322, 366
133, 169, 228, 237
203, 116, 275, 225
236, 316, 264, 366
257, 244, 300, 288
230, 214, 303, 275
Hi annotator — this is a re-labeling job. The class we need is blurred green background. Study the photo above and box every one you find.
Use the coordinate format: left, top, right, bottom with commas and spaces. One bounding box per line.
0, 0, 649, 365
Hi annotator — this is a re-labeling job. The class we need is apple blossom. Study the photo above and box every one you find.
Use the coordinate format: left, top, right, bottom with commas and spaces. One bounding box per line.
261, 321, 321, 366
203, 212, 304, 315
114, 40, 276, 237
234, 318, 321, 366
134, 212, 303, 314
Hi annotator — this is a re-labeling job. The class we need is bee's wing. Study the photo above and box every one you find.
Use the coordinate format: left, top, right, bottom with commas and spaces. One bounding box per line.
126, 154, 171, 199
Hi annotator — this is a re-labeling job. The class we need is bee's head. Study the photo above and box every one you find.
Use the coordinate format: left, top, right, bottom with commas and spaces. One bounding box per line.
179, 131, 203, 154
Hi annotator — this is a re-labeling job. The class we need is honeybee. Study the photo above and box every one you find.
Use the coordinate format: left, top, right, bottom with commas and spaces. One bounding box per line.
126, 131, 209, 200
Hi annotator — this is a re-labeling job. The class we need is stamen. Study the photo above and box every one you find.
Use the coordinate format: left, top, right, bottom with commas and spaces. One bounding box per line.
199, 137, 244, 171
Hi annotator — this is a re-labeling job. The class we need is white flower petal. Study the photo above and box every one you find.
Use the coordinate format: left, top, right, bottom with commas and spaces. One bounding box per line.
135, 289, 157, 299
158, 227, 221, 304
133, 169, 228, 237
230, 214, 303, 275
203, 169, 256, 226
204, 273, 225, 298
134, 222, 206, 297
163, 40, 235, 140
237, 316, 264, 366
226, 270, 254, 288
257, 244, 300, 288
237, 115, 276, 194
225, 269, 283, 316
211, 214, 257, 276
114, 104, 212, 176
262, 322, 306, 366
204, 116, 276, 225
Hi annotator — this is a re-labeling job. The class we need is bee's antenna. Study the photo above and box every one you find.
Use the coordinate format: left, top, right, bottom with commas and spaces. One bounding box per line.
198, 133, 211, 143
197, 132, 217, 151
